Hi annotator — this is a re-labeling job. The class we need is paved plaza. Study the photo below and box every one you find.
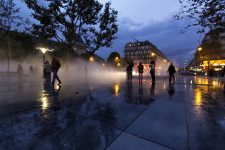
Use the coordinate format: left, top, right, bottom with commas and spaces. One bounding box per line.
0, 74, 225, 150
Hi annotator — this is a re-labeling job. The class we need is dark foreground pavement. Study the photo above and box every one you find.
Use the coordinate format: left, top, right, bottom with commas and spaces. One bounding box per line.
0, 74, 224, 150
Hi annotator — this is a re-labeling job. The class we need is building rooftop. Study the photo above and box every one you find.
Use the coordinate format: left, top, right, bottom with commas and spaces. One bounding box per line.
124, 40, 157, 48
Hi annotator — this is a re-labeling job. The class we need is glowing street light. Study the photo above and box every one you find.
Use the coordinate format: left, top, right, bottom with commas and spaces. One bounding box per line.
151, 52, 155, 56
39, 47, 47, 54
89, 56, 94, 62
163, 59, 167, 62
198, 47, 203, 51
117, 63, 121, 67
36, 46, 53, 66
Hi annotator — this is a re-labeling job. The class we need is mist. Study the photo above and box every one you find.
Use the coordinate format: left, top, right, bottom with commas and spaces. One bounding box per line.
0, 56, 173, 86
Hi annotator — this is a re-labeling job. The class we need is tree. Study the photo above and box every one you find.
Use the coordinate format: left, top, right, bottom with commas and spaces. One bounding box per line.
175, 0, 225, 34
24, 0, 118, 55
107, 51, 121, 66
0, 0, 23, 72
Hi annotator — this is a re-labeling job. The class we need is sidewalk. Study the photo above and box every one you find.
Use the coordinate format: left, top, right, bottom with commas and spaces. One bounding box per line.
0, 76, 224, 150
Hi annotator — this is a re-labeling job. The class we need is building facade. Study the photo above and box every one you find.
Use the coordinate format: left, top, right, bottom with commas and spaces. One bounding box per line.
124, 40, 169, 63
124, 40, 170, 75
192, 31, 225, 75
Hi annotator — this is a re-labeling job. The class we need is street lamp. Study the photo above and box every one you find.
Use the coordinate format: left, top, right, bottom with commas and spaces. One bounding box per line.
198, 47, 203, 52
36, 47, 53, 77
36, 47, 47, 65
89, 56, 94, 63
36, 47, 53, 65
151, 52, 155, 56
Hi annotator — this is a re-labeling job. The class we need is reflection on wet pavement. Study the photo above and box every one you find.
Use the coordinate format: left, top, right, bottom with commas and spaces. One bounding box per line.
0, 76, 224, 149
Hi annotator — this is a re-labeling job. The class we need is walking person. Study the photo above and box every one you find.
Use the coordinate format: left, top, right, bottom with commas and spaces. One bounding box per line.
137, 62, 144, 84
29, 65, 34, 74
149, 61, 155, 82
167, 63, 176, 84
51, 57, 61, 85
17, 64, 23, 75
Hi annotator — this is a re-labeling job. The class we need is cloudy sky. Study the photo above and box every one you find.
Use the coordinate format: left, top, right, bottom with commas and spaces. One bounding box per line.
17, 0, 204, 66
95, 0, 204, 66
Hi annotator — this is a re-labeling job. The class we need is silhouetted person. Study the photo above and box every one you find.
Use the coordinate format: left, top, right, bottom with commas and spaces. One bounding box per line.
44, 61, 51, 83
137, 62, 144, 84
149, 61, 155, 82
51, 57, 61, 85
167, 63, 176, 83
168, 82, 175, 97
17, 64, 23, 75
127, 61, 134, 80
29, 65, 34, 74
150, 82, 155, 100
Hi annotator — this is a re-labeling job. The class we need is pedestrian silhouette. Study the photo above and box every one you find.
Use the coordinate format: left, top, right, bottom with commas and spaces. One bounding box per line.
137, 62, 144, 84
17, 64, 23, 75
29, 65, 34, 74
51, 57, 61, 85
167, 63, 176, 84
149, 61, 155, 82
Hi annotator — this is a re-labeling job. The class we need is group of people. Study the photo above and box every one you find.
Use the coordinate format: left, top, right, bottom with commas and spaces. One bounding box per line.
16, 57, 61, 86
127, 60, 176, 83
43, 57, 61, 85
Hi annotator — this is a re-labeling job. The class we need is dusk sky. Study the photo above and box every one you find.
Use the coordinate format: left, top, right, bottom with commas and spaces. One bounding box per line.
95, 0, 204, 67
17, 0, 204, 66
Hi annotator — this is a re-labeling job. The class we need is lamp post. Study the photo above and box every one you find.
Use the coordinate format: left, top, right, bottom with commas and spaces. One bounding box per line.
36, 47, 53, 76
197, 46, 203, 74
36, 47, 48, 65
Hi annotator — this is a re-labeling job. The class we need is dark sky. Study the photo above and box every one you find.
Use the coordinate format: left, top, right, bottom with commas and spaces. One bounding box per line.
17, 0, 204, 67
96, 18, 204, 67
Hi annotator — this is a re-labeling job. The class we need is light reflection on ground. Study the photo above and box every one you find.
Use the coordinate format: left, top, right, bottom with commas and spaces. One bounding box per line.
0, 75, 224, 149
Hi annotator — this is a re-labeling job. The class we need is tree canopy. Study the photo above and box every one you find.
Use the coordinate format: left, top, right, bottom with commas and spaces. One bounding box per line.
24, 0, 118, 54
107, 51, 121, 65
175, 0, 225, 34
0, 0, 23, 31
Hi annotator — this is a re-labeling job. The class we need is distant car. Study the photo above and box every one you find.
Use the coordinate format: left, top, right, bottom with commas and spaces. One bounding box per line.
179, 70, 196, 76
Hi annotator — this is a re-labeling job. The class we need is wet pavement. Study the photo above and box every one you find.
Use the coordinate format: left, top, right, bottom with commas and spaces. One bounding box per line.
0, 74, 225, 150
